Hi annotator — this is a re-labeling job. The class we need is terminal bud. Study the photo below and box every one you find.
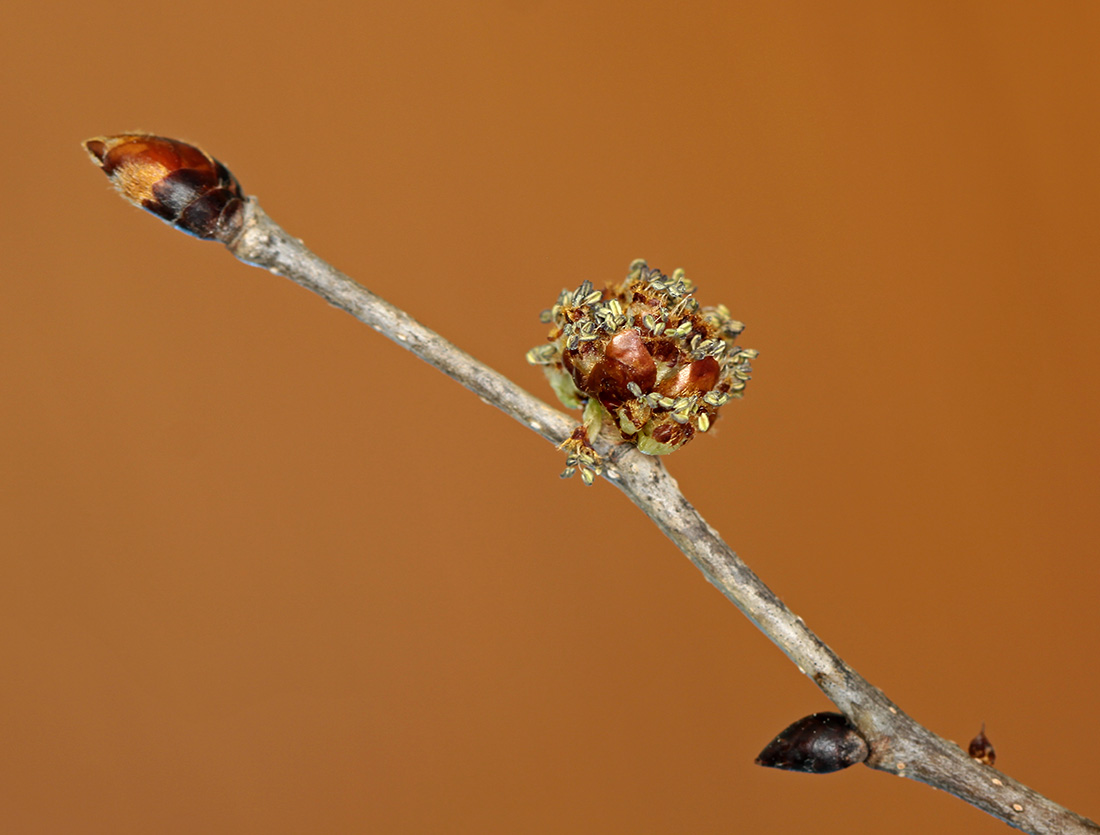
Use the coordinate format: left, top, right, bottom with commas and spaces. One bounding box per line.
83, 134, 245, 242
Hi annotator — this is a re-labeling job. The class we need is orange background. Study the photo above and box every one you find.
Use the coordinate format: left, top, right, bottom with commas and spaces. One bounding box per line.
2, 2, 1097, 832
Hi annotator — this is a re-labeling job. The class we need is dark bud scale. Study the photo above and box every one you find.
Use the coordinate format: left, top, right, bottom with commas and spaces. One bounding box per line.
755, 712, 869, 774
527, 260, 756, 484
83, 134, 245, 243
969, 723, 996, 766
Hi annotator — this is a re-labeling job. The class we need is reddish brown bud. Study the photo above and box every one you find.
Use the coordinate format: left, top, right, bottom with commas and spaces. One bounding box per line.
582, 329, 658, 406
604, 329, 658, 385
755, 712, 869, 774
969, 724, 996, 765
656, 355, 721, 397
83, 134, 244, 242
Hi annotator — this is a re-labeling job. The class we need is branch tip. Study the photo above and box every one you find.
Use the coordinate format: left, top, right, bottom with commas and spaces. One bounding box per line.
82, 133, 244, 242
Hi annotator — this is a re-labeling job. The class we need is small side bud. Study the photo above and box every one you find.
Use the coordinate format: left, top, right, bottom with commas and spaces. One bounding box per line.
82, 134, 245, 243
755, 712, 869, 774
969, 723, 996, 765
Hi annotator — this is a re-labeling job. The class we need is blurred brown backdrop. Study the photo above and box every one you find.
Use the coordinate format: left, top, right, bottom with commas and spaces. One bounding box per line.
2, 2, 1097, 832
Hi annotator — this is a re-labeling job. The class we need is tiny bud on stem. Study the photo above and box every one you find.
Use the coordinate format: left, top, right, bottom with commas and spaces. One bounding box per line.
969, 723, 996, 765
82, 134, 245, 243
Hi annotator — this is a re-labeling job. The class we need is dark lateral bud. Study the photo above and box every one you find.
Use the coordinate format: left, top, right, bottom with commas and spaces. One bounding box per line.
755, 712, 869, 774
82, 134, 245, 243
969, 723, 996, 766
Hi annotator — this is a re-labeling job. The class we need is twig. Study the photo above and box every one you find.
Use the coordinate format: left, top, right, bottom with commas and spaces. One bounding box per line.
81, 134, 1097, 832
226, 200, 1097, 835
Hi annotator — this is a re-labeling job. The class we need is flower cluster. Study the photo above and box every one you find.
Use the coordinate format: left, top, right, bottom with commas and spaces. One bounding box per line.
527, 259, 756, 483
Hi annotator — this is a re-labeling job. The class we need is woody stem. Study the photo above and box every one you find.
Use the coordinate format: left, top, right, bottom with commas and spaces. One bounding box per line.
226, 197, 1098, 835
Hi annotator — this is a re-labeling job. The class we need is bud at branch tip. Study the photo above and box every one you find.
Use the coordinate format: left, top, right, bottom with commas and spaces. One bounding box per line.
83, 134, 245, 243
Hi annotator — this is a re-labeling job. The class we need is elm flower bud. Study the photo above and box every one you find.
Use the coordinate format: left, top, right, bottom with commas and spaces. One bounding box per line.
82, 134, 245, 243
527, 259, 756, 483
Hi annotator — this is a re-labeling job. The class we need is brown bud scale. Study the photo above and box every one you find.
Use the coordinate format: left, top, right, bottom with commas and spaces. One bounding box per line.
83, 134, 244, 242
656, 355, 721, 397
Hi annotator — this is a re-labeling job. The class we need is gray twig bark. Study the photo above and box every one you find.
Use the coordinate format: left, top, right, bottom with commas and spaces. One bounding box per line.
218, 196, 1094, 834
